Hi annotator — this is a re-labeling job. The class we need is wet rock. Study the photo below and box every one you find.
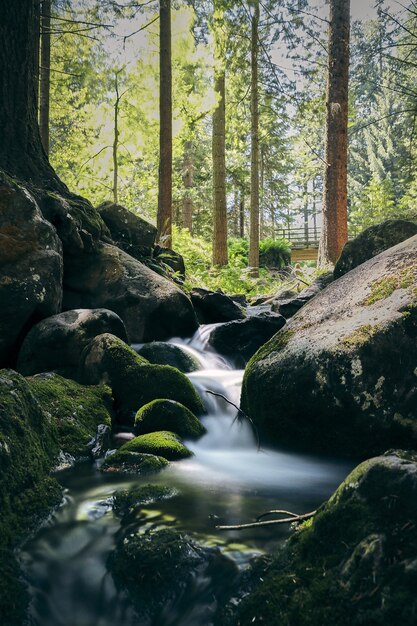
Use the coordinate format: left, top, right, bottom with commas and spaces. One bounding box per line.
101, 450, 169, 475
29, 372, 113, 458
112, 484, 178, 517
335, 219, 417, 278
190, 288, 246, 324
17, 308, 127, 377
136, 341, 200, 373
117, 430, 193, 460
134, 399, 206, 439
0, 174, 63, 366
273, 272, 333, 319
242, 236, 417, 456
233, 451, 417, 626
87, 423, 112, 459
63, 242, 198, 342
98, 201, 156, 258
154, 245, 186, 280
79, 333, 204, 424
208, 313, 286, 363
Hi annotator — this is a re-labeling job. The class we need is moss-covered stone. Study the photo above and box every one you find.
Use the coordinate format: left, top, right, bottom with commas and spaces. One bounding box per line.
112, 484, 178, 517
232, 451, 417, 626
101, 450, 169, 475
118, 431, 193, 460
79, 333, 204, 424
137, 341, 200, 373
0, 370, 62, 626
29, 373, 113, 457
134, 399, 206, 439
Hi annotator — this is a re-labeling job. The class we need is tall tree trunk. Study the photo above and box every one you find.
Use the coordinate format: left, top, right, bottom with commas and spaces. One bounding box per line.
318, 0, 350, 267
0, 0, 64, 190
34, 0, 41, 109
157, 0, 172, 248
39, 0, 51, 156
113, 72, 121, 204
212, 0, 228, 266
303, 180, 309, 245
249, 0, 260, 276
182, 140, 193, 233
260, 145, 264, 239
239, 191, 245, 238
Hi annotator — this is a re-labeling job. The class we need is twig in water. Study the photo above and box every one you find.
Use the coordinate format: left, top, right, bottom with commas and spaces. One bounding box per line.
205, 390, 260, 451
216, 510, 316, 531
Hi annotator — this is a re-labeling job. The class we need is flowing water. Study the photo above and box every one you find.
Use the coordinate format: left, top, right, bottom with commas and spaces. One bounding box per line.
19, 326, 354, 626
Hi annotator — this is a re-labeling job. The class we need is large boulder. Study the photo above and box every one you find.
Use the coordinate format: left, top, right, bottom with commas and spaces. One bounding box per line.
242, 236, 417, 456
190, 288, 246, 324
78, 333, 204, 424
63, 242, 198, 342
335, 219, 417, 278
233, 451, 417, 626
208, 313, 286, 363
134, 399, 206, 439
17, 308, 127, 377
136, 341, 200, 373
116, 431, 193, 461
98, 201, 156, 259
272, 272, 334, 319
154, 245, 186, 280
0, 175, 63, 366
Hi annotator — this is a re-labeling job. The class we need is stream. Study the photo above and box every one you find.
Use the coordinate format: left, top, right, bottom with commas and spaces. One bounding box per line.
19, 326, 354, 626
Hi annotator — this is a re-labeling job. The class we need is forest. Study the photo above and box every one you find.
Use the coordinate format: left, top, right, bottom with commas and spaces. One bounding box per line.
0, 1, 417, 625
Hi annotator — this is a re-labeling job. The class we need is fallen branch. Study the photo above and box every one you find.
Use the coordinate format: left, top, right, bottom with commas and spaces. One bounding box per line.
216, 510, 316, 531
205, 390, 260, 450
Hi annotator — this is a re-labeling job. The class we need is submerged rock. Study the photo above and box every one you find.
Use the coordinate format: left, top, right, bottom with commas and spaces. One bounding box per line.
208, 313, 286, 363
191, 288, 246, 324
136, 341, 200, 373
17, 308, 127, 377
79, 333, 204, 424
134, 399, 206, 439
0, 174, 63, 367
98, 201, 156, 259
63, 242, 198, 342
118, 431, 193, 460
112, 484, 178, 517
335, 219, 417, 278
233, 451, 417, 626
242, 236, 417, 456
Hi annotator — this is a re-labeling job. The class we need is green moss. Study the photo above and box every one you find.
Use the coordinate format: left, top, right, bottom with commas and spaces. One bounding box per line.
364, 266, 416, 306
247, 329, 295, 366
113, 484, 178, 517
134, 399, 206, 439
101, 450, 169, 475
29, 373, 113, 457
137, 342, 200, 373
233, 452, 417, 625
119, 431, 193, 460
341, 324, 381, 347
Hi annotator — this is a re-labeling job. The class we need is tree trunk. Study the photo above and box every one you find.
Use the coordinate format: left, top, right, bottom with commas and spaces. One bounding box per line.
303, 180, 309, 245
39, 0, 51, 156
157, 0, 172, 248
182, 140, 193, 233
0, 0, 65, 191
318, 0, 350, 268
212, 0, 228, 266
249, 0, 260, 276
239, 191, 245, 238
34, 0, 41, 109
113, 73, 120, 204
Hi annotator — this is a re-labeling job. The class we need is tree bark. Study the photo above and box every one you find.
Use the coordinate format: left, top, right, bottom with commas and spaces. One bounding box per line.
182, 140, 193, 233
34, 0, 41, 109
0, 0, 65, 191
239, 191, 245, 238
249, 0, 260, 276
212, 0, 228, 266
113, 72, 121, 204
157, 0, 172, 248
318, 0, 350, 267
39, 0, 51, 156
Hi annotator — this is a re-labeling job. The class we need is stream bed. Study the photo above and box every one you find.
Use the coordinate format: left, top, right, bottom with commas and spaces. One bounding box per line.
19, 328, 354, 626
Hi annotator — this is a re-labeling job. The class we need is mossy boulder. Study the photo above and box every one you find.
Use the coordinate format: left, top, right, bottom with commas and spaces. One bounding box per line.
118, 431, 193, 460
0, 370, 62, 625
0, 174, 63, 367
17, 308, 127, 377
112, 484, 178, 517
98, 201, 156, 258
335, 219, 417, 278
63, 242, 198, 342
233, 451, 417, 626
29, 373, 113, 457
134, 399, 206, 439
136, 341, 200, 373
79, 333, 204, 424
242, 236, 417, 457
101, 450, 169, 475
